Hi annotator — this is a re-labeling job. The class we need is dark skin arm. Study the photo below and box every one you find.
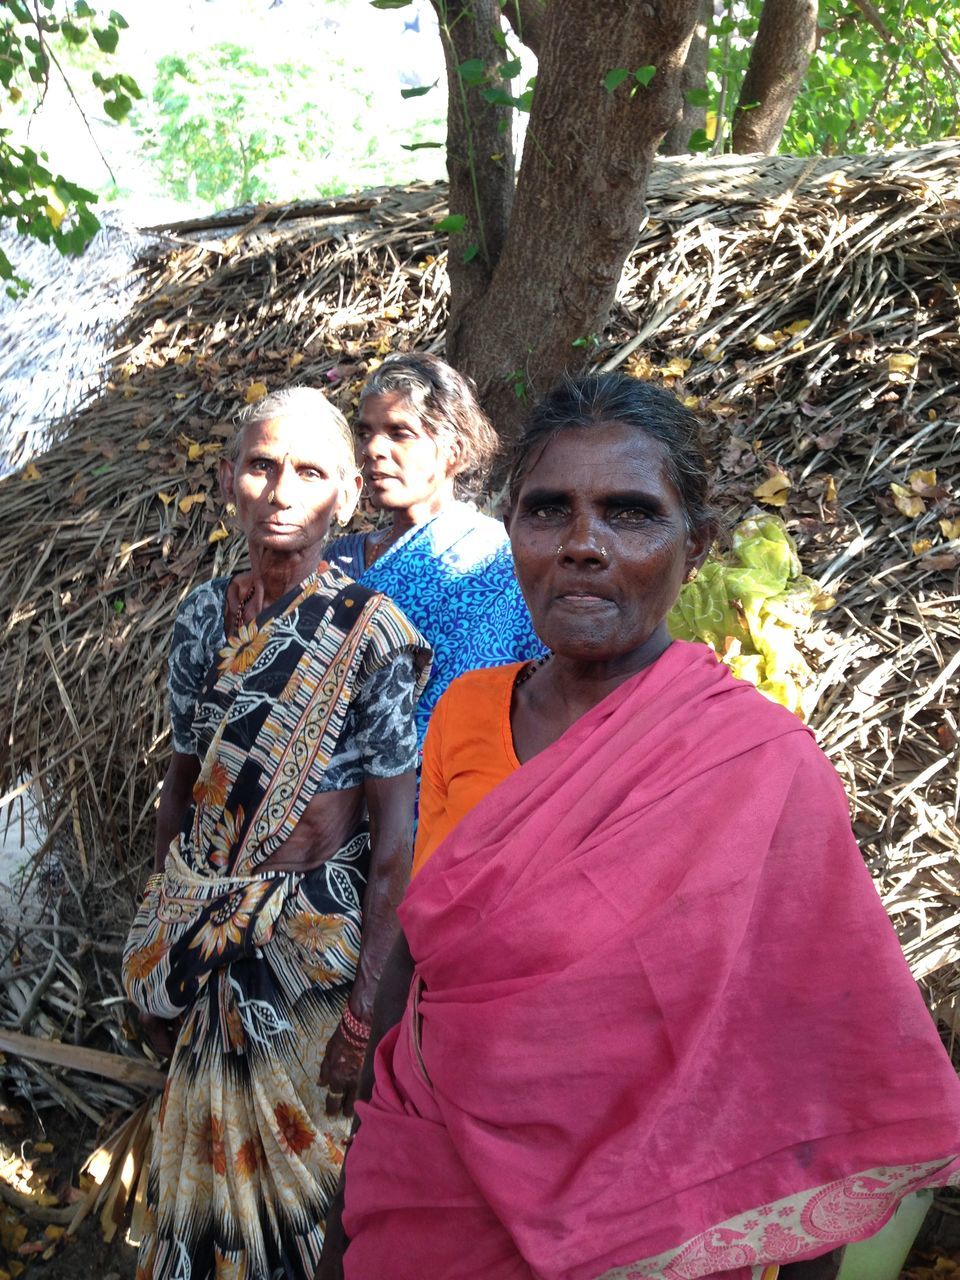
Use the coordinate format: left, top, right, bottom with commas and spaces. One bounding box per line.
315, 929, 415, 1280
318, 770, 417, 1118
142, 751, 200, 1057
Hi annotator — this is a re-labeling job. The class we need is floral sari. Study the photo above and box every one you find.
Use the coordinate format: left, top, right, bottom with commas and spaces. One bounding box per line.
124, 571, 429, 1280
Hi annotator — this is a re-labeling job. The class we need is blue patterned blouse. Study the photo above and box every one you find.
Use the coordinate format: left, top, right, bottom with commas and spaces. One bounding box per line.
324, 502, 544, 748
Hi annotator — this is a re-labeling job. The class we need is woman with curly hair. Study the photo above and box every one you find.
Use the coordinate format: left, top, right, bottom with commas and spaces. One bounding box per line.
324, 352, 543, 749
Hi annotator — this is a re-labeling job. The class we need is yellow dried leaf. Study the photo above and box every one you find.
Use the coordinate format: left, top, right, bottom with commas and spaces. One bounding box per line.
174, 352, 191, 366
702, 344, 723, 362
784, 320, 809, 336
908, 468, 937, 494
823, 475, 837, 503
753, 470, 791, 507
382, 304, 402, 320
890, 483, 925, 518
208, 521, 230, 544
244, 381, 268, 404
887, 352, 917, 375
178, 493, 207, 514
940, 518, 960, 540
752, 334, 779, 353
187, 442, 222, 462
912, 539, 933, 555
627, 353, 655, 379
682, 395, 699, 408
928, 409, 937, 421
21, 463, 41, 481
288, 353, 304, 369
43, 1225, 65, 1241
659, 357, 691, 377
135, 440, 152, 452
157, 491, 174, 506
375, 336, 392, 356
33, 1142, 53, 1153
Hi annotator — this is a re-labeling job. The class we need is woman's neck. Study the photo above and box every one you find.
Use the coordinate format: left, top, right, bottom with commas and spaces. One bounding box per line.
247, 546, 325, 607
384, 485, 456, 535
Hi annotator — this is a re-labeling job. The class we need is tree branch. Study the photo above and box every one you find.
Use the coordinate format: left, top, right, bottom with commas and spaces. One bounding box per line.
731, 0, 818, 154
450, 0, 701, 433
431, 0, 516, 357
501, 0, 547, 57
661, 0, 711, 154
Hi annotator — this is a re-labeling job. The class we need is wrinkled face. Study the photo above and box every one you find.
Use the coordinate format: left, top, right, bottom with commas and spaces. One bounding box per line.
221, 415, 359, 557
354, 391, 458, 511
506, 423, 710, 666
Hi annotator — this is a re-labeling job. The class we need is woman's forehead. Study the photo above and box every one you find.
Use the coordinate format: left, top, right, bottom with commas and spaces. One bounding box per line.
521, 422, 672, 487
239, 415, 343, 464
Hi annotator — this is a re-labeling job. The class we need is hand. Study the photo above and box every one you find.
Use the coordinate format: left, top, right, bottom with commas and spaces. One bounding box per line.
139, 1012, 181, 1060
318, 1022, 365, 1117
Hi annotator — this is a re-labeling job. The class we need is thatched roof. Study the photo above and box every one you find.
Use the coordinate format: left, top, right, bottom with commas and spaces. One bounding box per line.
1, 143, 958, 1123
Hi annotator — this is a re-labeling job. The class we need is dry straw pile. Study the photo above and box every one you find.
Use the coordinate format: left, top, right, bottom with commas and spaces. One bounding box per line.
0, 143, 958, 1129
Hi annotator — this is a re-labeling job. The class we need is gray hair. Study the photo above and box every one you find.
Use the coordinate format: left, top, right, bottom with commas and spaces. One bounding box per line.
230, 386, 357, 479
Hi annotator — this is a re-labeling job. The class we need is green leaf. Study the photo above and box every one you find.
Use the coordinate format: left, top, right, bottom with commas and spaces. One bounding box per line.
515, 87, 534, 112
499, 56, 522, 78
436, 214, 466, 233
103, 93, 132, 121
401, 80, 437, 98
634, 65, 656, 86
458, 58, 486, 86
370, 0, 412, 7
603, 67, 630, 93
482, 86, 515, 106
571, 337, 588, 348
108, 9, 129, 27
688, 128, 712, 152
74, 1, 93, 14
684, 87, 710, 107
60, 21, 88, 44
401, 141, 443, 150
92, 26, 120, 54
462, 242, 479, 263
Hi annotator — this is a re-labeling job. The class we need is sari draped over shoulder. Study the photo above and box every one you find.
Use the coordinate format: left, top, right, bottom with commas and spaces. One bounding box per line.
124, 571, 429, 1280
325, 502, 543, 749
343, 642, 960, 1280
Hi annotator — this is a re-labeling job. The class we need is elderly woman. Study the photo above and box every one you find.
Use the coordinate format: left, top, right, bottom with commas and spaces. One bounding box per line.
323, 352, 543, 748
123, 388, 431, 1280
324, 375, 960, 1280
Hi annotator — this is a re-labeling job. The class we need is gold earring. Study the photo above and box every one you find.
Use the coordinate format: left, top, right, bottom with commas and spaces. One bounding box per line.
685, 566, 699, 583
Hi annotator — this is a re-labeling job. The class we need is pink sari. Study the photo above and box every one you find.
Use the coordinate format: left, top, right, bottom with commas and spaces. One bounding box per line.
343, 642, 960, 1279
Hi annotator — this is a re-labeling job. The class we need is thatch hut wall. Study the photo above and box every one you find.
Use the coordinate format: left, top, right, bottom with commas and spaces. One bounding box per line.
0, 145, 958, 1087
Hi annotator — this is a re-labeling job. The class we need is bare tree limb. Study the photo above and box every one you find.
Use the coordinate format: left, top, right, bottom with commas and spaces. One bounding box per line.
732, 0, 818, 154
430, 0, 516, 360
661, 0, 711, 154
501, 0, 547, 57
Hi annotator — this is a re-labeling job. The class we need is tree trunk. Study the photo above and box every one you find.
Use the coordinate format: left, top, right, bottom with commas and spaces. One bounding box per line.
731, 0, 818, 153
447, 0, 702, 437
431, 0, 516, 347
661, 0, 712, 154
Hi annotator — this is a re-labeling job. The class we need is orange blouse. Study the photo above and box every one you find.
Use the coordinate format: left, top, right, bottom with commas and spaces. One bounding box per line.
412, 663, 523, 875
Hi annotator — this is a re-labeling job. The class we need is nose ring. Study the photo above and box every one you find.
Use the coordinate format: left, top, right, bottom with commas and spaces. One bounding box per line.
599, 546, 608, 561
556, 544, 564, 557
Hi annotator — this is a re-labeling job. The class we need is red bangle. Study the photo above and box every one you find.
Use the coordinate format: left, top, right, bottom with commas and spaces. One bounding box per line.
341, 1005, 371, 1045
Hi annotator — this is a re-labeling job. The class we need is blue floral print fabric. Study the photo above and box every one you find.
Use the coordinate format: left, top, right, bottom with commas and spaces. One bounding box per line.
325, 502, 544, 748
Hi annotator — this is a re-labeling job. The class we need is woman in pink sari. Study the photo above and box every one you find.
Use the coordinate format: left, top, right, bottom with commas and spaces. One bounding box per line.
319, 374, 960, 1280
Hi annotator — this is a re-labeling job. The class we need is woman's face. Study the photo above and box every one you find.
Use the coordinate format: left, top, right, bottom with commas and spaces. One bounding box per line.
221, 415, 359, 557
354, 391, 458, 512
506, 422, 710, 669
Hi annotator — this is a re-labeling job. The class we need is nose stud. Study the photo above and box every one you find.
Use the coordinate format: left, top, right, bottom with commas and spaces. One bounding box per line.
556, 544, 564, 557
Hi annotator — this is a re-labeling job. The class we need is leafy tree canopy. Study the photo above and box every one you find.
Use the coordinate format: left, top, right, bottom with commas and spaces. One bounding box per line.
0, 0, 140, 292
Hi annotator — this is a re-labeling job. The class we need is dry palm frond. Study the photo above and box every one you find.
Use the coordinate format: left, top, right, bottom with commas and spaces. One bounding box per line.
0, 146, 958, 1142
